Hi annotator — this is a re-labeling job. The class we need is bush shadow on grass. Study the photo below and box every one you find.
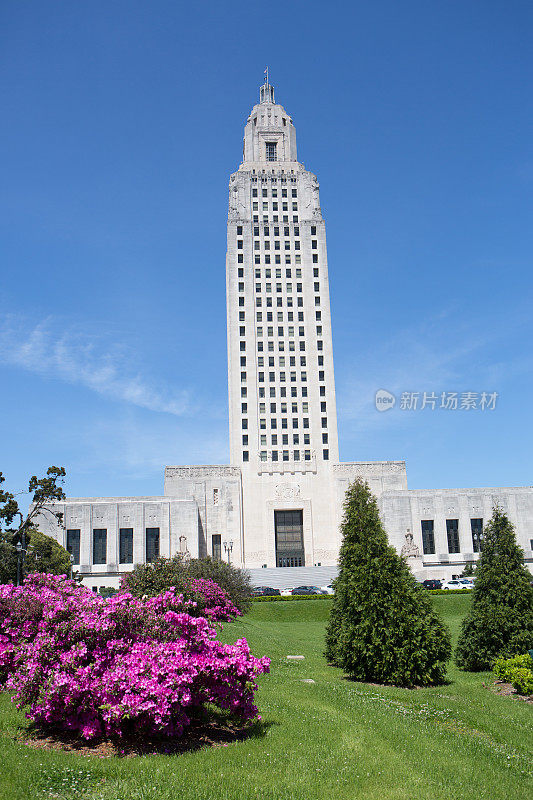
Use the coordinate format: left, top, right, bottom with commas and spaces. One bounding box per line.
16, 710, 275, 759
339, 673, 453, 689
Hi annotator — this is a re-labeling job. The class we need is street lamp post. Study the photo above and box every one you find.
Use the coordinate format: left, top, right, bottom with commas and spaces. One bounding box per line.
15, 512, 30, 587
223, 540, 233, 564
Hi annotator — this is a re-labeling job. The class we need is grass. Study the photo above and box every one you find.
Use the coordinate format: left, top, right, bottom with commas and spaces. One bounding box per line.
0, 595, 531, 800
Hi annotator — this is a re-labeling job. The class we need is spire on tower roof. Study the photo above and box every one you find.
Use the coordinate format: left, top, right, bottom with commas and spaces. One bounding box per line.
260, 68, 274, 104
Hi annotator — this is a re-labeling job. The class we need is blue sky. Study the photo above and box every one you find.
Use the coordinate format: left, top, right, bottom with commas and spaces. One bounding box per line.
1, 0, 532, 506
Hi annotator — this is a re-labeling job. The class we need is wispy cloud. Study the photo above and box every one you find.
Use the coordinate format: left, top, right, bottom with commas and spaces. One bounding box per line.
0, 314, 191, 416
336, 306, 532, 433
71, 412, 230, 479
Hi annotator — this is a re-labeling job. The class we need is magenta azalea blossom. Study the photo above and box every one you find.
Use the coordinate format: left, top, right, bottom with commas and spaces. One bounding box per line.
0, 573, 269, 739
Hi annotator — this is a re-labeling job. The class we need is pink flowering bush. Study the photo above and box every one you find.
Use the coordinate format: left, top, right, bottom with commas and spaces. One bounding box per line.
0, 574, 269, 740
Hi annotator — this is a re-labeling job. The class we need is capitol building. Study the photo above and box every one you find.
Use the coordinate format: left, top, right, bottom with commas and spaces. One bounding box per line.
36, 79, 533, 589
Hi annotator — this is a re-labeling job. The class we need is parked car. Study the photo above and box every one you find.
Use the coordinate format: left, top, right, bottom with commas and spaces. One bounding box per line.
280, 587, 293, 596
321, 584, 335, 595
292, 585, 323, 595
441, 579, 464, 590
421, 579, 442, 590
252, 586, 281, 596
457, 578, 474, 588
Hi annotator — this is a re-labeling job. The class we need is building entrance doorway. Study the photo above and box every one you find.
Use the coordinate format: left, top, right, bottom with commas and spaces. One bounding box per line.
275, 510, 305, 567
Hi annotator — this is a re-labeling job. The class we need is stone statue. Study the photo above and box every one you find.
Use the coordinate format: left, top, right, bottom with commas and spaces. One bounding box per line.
401, 529, 420, 559
178, 535, 190, 562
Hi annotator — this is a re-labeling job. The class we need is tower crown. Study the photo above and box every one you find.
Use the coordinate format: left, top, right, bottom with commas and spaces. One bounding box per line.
259, 80, 275, 104
241, 76, 298, 166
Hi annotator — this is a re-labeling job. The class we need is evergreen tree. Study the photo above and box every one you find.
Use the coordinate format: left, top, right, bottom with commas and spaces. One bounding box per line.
325, 479, 451, 686
455, 507, 533, 671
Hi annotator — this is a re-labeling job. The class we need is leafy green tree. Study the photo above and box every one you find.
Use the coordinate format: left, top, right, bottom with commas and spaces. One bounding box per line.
461, 562, 476, 578
455, 508, 533, 671
0, 531, 18, 584
121, 554, 253, 613
0, 467, 67, 584
24, 529, 72, 577
325, 479, 451, 686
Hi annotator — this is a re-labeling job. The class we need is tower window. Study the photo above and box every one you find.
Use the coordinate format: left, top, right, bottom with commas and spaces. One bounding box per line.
66, 529, 80, 564
93, 529, 107, 565
421, 520, 435, 555
119, 528, 133, 564
212, 534, 222, 560
471, 518, 483, 552
266, 142, 277, 161
146, 528, 160, 563
446, 519, 460, 554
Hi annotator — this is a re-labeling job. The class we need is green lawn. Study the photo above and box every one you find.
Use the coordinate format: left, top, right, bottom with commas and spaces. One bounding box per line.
0, 595, 531, 800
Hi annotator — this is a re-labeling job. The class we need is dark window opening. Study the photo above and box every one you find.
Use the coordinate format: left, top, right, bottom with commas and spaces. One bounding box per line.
212, 534, 222, 561
266, 142, 277, 161
66, 529, 80, 564
146, 528, 160, 563
446, 519, 460, 554
275, 510, 305, 567
421, 520, 435, 555
93, 529, 107, 565
119, 528, 133, 564
471, 518, 483, 553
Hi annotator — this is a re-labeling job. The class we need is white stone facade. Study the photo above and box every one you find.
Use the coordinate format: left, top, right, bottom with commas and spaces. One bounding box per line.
33, 80, 533, 587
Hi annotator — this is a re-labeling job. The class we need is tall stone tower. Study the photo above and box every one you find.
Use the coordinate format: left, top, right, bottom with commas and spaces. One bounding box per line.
226, 77, 340, 568
37, 77, 531, 588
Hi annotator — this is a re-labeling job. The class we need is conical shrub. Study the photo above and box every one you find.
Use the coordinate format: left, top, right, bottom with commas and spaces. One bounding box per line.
325, 479, 451, 686
455, 507, 533, 671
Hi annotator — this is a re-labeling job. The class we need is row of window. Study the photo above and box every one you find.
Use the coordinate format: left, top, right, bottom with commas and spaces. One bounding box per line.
66, 528, 160, 566
251, 267, 320, 278
239, 253, 318, 265
251, 239, 317, 253
253, 299, 321, 313
243, 331, 323, 349
252, 307, 322, 321
253, 240, 301, 252
239, 253, 314, 265
236, 225, 316, 236
253, 413, 327, 428
251, 188, 297, 198
256, 449, 329, 462
247, 215, 299, 225
242, 401, 317, 414
253, 225, 300, 238
250, 171, 296, 180
254, 282, 306, 293
258, 368, 307, 379
421, 518, 483, 555
256, 345, 308, 358
243, 433, 313, 447
248, 432, 324, 445
241, 385, 311, 398
251, 202, 298, 212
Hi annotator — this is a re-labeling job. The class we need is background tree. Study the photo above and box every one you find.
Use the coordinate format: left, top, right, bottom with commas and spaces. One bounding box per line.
0, 467, 67, 584
0, 531, 18, 584
24, 528, 72, 577
455, 507, 533, 671
121, 554, 253, 613
325, 479, 451, 687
